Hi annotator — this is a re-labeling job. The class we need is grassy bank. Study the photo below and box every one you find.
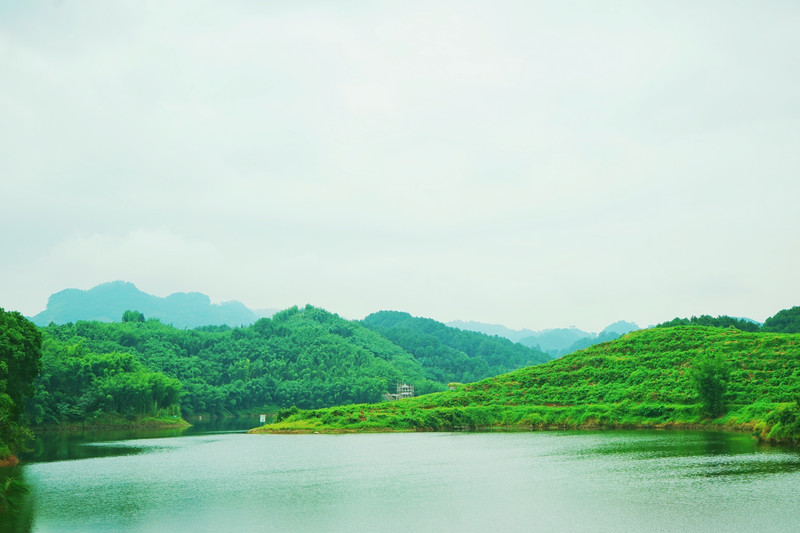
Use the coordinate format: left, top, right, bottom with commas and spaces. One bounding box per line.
33, 413, 190, 432
249, 400, 794, 441
250, 327, 800, 444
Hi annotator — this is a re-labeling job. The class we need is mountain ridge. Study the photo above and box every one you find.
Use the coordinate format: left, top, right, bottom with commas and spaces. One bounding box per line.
31, 281, 277, 329
449, 319, 640, 356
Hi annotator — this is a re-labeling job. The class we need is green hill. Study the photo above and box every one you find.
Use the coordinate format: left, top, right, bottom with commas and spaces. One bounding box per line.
762, 306, 800, 333
29, 305, 444, 424
362, 311, 551, 383
28, 306, 562, 427
252, 326, 800, 444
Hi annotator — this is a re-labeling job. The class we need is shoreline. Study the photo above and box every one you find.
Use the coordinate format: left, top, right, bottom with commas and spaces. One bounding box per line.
32, 416, 191, 433
249, 420, 774, 440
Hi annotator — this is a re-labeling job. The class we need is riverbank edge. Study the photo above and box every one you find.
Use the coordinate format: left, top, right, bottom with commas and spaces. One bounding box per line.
248, 420, 763, 437
32, 415, 191, 432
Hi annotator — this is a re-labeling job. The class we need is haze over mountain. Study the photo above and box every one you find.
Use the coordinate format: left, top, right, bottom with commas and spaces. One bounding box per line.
31, 281, 785, 359
31, 281, 277, 329
450, 319, 640, 357
446, 321, 538, 344
33, 282, 638, 348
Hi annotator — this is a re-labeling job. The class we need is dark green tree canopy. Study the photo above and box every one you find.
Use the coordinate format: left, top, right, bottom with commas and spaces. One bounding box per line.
762, 306, 800, 333
0, 308, 43, 457
122, 310, 146, 323
689, 352, 730, 417
657, 314, 760, 332
34, 305, 447, 419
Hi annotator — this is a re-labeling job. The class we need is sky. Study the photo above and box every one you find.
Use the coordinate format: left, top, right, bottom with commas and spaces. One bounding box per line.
1, 1, 799, 332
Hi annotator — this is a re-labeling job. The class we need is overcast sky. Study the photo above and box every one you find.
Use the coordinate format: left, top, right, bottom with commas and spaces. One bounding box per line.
2, 1, 798, 332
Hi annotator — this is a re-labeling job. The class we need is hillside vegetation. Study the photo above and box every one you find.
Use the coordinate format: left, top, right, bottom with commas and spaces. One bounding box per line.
28, 305, 556, 425
0, 308, 42, 459
32, 306, 437, 423
657, 314, 761, 332
252, 326, 800, 444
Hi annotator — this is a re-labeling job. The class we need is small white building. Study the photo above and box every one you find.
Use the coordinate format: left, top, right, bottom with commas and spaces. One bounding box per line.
383, 382, 415, 401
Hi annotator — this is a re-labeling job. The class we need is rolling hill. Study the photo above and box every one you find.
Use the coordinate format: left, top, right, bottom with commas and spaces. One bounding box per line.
252, 326, 800, 444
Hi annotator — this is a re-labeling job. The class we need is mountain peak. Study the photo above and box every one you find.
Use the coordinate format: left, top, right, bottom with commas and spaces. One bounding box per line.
32, 281, 269, 328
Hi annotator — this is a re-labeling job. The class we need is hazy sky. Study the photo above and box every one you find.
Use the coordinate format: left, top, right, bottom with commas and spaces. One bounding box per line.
2, 1, 798, 332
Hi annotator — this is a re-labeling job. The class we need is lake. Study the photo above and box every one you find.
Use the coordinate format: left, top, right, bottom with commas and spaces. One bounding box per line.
11, 423, 800, 532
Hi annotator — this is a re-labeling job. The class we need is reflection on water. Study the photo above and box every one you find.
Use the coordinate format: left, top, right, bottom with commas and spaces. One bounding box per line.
14, 429, 800, 533
182, 416, 264, 435
571, 429, 761, 458
564, 430, 800, 481
20, 416, 262, 463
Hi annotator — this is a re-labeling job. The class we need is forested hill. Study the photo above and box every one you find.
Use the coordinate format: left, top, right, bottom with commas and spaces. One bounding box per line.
256, 326, 800, 444
362, 311, 551, 383
31, 305, 444, 424
31, 281, 275, 328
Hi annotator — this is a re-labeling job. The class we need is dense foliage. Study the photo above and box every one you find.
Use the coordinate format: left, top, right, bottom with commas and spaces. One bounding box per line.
689, 352, 730, 417
33, 306, 445, 420
656, 314, 761, 332
761, 306, 800, 333
362, 311, 550, 383
256, 327, 800, 444
26, 338, 182, 425
0, 308, 42, 458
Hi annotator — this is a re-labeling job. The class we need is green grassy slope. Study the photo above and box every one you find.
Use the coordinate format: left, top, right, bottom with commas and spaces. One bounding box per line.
251, 326, 800, 443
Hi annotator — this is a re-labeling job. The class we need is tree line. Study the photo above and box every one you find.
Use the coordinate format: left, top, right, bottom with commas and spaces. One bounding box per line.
5, 303, 800, 442
24, 305, 548, 425
656, 306, 800, 333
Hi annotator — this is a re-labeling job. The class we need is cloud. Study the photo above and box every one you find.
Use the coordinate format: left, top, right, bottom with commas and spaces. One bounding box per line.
1, 1, 799, 330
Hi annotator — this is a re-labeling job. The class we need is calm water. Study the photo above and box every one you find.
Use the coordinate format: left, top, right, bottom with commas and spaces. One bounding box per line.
11, 426, 800, 532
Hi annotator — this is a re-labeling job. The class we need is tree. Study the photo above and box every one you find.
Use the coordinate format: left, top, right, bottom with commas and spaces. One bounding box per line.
689, 352, 730, 417
0, 308, 43, 457
122, 310, 145, 323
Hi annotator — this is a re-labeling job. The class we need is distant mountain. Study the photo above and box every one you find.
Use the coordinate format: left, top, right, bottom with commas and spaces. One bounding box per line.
601, 320, 640, 336
31, 281, 274, 328
561, 330, 627, 354
518, 328, 592, 354
452, 319, 640, 357
446, 320, 537, 343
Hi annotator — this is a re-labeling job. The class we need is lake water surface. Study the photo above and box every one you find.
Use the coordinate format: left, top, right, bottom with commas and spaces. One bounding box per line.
13, 424, 800, 532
